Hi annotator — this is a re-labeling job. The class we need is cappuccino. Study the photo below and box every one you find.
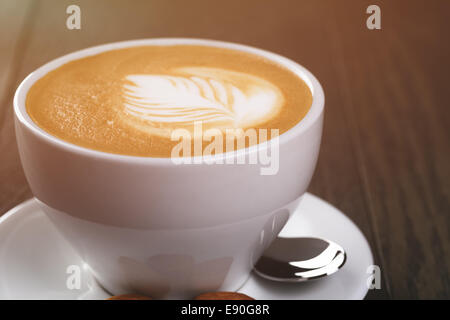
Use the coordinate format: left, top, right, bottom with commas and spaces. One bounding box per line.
26, 45, 312, 157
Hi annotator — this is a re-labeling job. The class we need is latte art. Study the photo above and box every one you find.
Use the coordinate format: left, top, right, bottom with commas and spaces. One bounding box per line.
122, 67, 284, 137
26, 45, 312, 157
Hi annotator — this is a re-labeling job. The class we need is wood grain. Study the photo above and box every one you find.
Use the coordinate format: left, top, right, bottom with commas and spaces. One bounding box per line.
0, 0, 448, 299
0, 0, 35, 217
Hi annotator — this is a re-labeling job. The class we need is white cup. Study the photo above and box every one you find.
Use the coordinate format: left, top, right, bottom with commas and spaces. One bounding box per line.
14, 39, 324, 299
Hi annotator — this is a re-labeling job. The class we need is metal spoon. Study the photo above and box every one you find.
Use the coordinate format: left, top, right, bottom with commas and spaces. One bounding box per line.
254, 237, 346, 282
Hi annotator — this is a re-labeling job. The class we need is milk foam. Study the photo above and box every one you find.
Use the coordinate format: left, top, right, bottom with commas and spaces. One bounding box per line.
26, 45, 312, 157
122, 67, 284, 136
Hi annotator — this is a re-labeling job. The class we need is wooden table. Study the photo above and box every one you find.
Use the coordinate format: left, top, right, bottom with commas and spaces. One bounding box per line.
0, 0, 448, 299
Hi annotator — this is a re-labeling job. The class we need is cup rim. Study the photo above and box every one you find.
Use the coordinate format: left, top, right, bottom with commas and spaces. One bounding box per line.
14, 38, 324, 165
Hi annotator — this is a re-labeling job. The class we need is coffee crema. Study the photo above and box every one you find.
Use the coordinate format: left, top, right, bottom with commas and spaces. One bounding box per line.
26, 45, 312, 157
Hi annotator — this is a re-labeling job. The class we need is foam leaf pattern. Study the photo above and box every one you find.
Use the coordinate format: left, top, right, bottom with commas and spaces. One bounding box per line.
122, 67, 283, 129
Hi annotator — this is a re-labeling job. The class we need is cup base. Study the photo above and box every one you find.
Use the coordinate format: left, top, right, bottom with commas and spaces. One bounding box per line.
0, 193, 373, 300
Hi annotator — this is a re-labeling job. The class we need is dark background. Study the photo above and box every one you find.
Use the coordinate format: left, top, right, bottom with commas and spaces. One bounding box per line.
0, 0, 448, 299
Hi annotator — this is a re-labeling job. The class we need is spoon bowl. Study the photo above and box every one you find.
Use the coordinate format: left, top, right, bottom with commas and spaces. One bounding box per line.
254, 237, 346, 282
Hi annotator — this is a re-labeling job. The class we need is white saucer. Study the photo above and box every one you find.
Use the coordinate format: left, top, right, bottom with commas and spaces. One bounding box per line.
0, 193, 373, 300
